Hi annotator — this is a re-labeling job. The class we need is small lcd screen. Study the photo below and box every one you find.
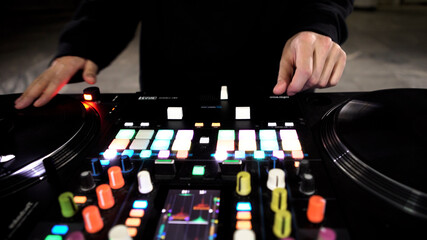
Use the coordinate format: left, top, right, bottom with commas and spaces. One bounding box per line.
154, 189, 221, 240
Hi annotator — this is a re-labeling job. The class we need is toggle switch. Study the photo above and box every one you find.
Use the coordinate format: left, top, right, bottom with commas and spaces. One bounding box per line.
108, 224, 132, 240
307, 195, 326, 224
96, 184, 115, 209
272, 210, 292, 238
267, 168, 286, 191
236, 171, 251, 196
58, 192, 78, 218
80, 171, 95, 191
299, 173, 315, 195
138, 170, 153, 194
82, 205, 103, 234
108, 166, 125, 189
270, 187, 287, 212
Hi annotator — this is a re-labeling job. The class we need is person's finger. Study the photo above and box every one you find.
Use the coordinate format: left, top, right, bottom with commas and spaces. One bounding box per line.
307, 37, 333, 89
14, 71, 55, 109
83, 60, 98, 84
286, 44, 314, 96
273, 48, 294, 95
328, 50, 347, 87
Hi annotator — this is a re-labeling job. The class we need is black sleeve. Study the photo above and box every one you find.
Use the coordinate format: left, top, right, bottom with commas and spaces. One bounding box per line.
284, 0, 354, 44
55, 0, 140, 70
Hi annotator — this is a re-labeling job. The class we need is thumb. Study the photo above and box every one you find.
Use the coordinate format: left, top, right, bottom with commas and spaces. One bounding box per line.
273, 55, 294, 95
83, 60, 98, 84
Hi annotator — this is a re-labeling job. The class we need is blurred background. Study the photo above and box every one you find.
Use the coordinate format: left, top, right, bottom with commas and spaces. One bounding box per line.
1, 0, 426, 95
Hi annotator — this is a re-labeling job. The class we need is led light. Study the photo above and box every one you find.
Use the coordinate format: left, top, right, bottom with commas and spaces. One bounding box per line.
292, 150, 304, 159
100, 159, 110, 166
139, 150, 152, 158
216, 140, 235, 151
268, 122, 277, 127
103, 149, 118, 159
234, 150, 246, 159
236, 202, 252, 211
74, 195, 87, 204
125, 218, 141, 227
175, 130, 194, 140
155, 129, 174, 140
211, 122, 221, 127
140, 122, 150, 127
195, 122, 204, 127
150, 139, 171, 150
129, 209, 145, 218
176, 150, 189, 159
238, 130, 256, 140
83, 93, 93, 101
108, 139, 130, 150
214, 151, 228, 161
133, 200, 148, 209
273, 150, 285, 160
127, 227, 138, 237
236, 211, 252, 220
129, 139, 150, 150
122, 149, 134, 158
51, 225, 69, 235
259, 129, 277, 140
124, 122, 134, 127
236, 220, 252, 230
260, 140, 279, 151
218, 130, 235, 140
199, 137, 210, 144
44, 235, 62, 240
158, 150, 170, 159
135, 129, 154, 139
116, 129, 136, 139
285, 122, 294, 127
192, 165, 205, 176
253, 150, 265, 160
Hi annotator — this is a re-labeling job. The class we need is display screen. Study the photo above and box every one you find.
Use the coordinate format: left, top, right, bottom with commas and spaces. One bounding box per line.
154, 189, 221, 240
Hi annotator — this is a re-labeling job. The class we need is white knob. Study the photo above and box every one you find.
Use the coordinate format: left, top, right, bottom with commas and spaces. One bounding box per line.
138, 170, 153, 194
108, 224, 132, 240
267, 168, 285, 191
233, 229, 256, 240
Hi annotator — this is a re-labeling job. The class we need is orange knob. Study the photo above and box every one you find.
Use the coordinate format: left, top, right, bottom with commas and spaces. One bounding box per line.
307, 195, 326, 224
82, 205, 104, 234
108, 166, 125, 189
96, 184, 115, 209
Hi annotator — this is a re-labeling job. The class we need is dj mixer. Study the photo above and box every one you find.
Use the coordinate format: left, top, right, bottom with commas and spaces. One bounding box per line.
1, 87, 426, 240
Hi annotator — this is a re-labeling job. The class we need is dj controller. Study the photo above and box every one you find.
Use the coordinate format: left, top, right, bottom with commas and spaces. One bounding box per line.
1, 87, 426, 240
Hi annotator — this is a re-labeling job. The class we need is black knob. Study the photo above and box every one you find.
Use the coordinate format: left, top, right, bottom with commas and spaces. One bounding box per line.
80, 171, 96, 191
299, 173, 315, 195
297, 159, 310, 177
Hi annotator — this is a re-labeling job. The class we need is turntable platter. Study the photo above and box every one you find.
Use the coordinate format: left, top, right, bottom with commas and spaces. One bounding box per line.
321, 88, 427, 218
0, 94, 99, 197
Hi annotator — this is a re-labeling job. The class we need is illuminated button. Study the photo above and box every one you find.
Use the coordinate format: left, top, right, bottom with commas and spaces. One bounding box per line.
44, 235, 62, 240
192, 165, 205, 176
155, 129, 174, 140
238, 140, 257, 151
176, 150, 189, 159
253, 150, 265, 160
100, 159, 110, 166
167, 107, 183, 120
233, 229, 255, 240
51, 225, 69, 235
171, 139, 192, 151
214, 151, 228, 161
195, 122, 204, 127
268, 122, 277, 127
282, 139, 302, 151
260, 140, 279, 151
139, 150, 152, 158
129, 209, 145, 218
273, 210, 292, 238
216, 140, 235, 151
199, 137, 210, 144
129, 139, 150, 150
150, 139, 170, 150
124, 122, 133, 127
236, 171, 251, 196
115, 129, 136, 139
133, 200, 148, 209
82, 205, 103, 234
235, 106, 251, 120
259, 129, 277, 140
236, 211, 252, 220
238, 130, 256, 140
127, 228, 138, 237
109, 224, 132, 240
235, 220, 252, 230
137, 170, 153, 194
218, 130, 235, 140
108, 139, 130, 150
58, 192, 78, 218
279, 129, 299, 140
158, 150, 170, 159
272, 150, 285, 160
285, 122, 294, 127
74, 196, 88, 204
292, 150, 304, 159
236, 202, 252, 211
211, 122, 221, 127
270, 188, 287, 212
96, 184, 115, 209
103, 149, 118, 159
108, 166, 125, 189
140, 122, 150, 127
175, 130, 194, 140
125, 218, 141, 227
135, 129, 155, 139
83, 93, 93, 101
234, 150, 246, 159
121, 149, 134, 158
267, 168, 286, 190
307, 195, 326, 224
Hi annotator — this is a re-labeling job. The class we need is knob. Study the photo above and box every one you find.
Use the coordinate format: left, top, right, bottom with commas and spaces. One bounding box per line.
236, 171, 251, 196
65, 231, 85, 240
233, 229, 255, 240
108, 166, 125, 189
91, 158, 102, 176
58, 192, 78, 218
82, 205, 103, 234
307, 195, 326, 224
267, 168, 285, 191
297, 159, 310, 177
96, 184, 115, 209
83, 87, 100, 101
317, 227, 336, 240
109, 224, 132, 240
272, 210, 292, 238
300, 173, 315, 195
138, 170, 153, 194
121, 155, 133, 172
80, 171, 96, 191
271, 187, 287, 212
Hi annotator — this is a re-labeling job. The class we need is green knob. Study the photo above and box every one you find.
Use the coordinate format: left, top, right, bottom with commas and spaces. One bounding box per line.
58, 192, 78, 218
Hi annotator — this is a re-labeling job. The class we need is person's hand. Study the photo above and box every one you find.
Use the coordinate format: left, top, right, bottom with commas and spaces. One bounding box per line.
14, 56, 98, 109
273, 31, 347, 96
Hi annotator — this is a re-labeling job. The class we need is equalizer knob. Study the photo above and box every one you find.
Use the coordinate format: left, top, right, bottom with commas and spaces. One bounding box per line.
270, 187, 287, 212
236, 171, 251, 196
297, 159, 310, 177
58, 192, 78, 218
272, 210, 292, 238
299, 173, 315, 195
82, 205, 104, 234
109, 224, 132, 240
96, 184, 115, 209
307, 195, 326, 224
108, 166, 125, 189
267, 168, 285, 191
80, 171, 96, 191
138, 170, 153, 194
